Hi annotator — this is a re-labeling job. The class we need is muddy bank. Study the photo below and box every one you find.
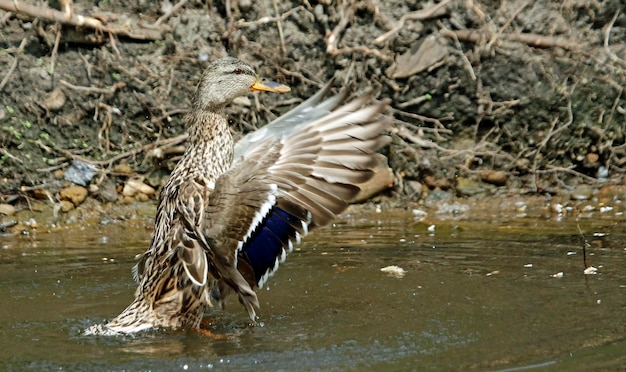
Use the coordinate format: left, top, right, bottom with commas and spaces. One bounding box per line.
3, 182, 626, 237
1, 0, 626, 219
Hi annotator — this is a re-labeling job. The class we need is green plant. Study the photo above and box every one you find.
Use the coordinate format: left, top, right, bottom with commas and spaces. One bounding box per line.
3, 125, 21, 140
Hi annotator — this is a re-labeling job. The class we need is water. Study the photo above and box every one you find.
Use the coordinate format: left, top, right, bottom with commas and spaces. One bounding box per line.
1, 209, 625, 370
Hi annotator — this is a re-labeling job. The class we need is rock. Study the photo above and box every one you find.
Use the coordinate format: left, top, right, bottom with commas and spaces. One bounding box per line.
113, 163, 133, 174
238, 0, 252, 12
146, 168, 169, 188
423, 175, 452, 190
570, 185, 594, 200
350, 159, 394, 203
405, 180, 423, 200
122, 179, 155, 198
391, 35, 447, 79
585, 153, 599, 165
97, 179, 119, 202
232, 96, 251, 107
0, 203, 16, 216
455, 177, 492, 197
515, 158, 531, 173
597, 184, 626, 202
64, 160, 99, 186
59, 200, 75, 212
135, 193, 150, 202
43, 88, 66, 111
32, 188, 53, 201
59, 185, 88, 206
479, 170, 508, 186
424, 189, 453, 207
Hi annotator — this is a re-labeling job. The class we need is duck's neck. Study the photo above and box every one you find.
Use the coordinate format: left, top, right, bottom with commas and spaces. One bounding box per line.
171, 110, 234, 184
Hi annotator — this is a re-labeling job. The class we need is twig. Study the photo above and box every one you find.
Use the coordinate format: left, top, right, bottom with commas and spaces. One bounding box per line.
498, 0, 531, 33
61, 0, 72, 16
49, 22, 62, 78
277, 67, 322, 87
437, 21, 476, 81
225, 0, 234, 31
374, 0, 451, 44
99, 133, 189, 166
0, 0, 102, 28
575, 219, 592, 269
36, 162, 70, 173
60, 134, 189, 167
395, 125, 450, 152
272, 0, 286, 56
530, 101, 575, 190
393, 109, 452, 130
108, 32, 122, 56
60, 79, 126, 95
325, 0, 355, 54
155, 0, 187, 26
603, 10, 626, 67
234, 6, 303, 29
536, 166, 600, 183
78, 53, 93, 80
330, 45, 392, 61
0, 9, 12, 24
440, 29, 578, 50
0, 0, 163, 40
0, 36, 29, 92
0, 147, 23, 163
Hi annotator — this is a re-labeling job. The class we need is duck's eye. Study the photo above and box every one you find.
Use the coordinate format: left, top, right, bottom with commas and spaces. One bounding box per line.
232, 68, 243, 75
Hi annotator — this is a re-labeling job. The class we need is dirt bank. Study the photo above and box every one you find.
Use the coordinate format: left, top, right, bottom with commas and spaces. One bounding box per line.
1, 0, 625, 219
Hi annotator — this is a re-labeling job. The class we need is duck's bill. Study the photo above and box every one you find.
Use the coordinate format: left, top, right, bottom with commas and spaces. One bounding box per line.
251, 79, 291, 93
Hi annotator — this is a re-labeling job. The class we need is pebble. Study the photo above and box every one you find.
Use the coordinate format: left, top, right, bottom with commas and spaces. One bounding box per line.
570, 184, 594, 200
515, 158, 531, 173
423, 175, 452, 190
59, 185, 88, 206
135, 193, 150, 202
238, 0, 252, 12
0, 203, 16, 216
59, 200, 75, 212
32, 188, 53, 201
43, 88, 66, 111
122, 179, 155, 198
351, 160, 393, 203
405, 180, 423, 200
597, 184, 626, 201
455, 177, 491, 197
583, 266, 598, 275
380, 265, 406, 278
479, 170, 508, 186
64, 160, 99, 186
585, 153, 599, 165
113, 163, 133, 174
98, 179, 120, 202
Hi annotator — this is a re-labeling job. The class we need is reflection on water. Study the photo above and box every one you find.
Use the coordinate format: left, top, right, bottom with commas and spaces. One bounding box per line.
0, 210, 625, 370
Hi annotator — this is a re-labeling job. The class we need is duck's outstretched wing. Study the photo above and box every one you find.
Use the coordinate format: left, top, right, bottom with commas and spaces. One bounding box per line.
233, 79, 347, 159
198, 90, 391, 320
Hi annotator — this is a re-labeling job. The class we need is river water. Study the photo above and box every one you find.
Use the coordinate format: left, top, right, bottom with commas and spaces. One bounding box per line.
1, 206, 625, 370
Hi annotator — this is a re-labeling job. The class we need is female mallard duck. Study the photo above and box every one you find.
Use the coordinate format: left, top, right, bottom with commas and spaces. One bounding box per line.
104, 57, 391, 334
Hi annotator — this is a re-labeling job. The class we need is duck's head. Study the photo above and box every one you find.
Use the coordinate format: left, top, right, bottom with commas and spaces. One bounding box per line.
192, 57, 291, 111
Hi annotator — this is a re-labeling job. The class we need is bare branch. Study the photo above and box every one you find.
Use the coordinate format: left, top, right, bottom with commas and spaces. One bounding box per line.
0, 0, 163, 40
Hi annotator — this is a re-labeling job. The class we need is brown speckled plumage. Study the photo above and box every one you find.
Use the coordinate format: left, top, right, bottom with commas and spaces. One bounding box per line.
100, 57, 391, 334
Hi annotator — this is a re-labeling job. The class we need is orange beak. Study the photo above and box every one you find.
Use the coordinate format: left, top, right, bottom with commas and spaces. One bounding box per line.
250, 78, 291, 93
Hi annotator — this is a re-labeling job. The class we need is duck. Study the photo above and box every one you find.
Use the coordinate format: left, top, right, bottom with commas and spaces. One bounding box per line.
103, 57, 391, 334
